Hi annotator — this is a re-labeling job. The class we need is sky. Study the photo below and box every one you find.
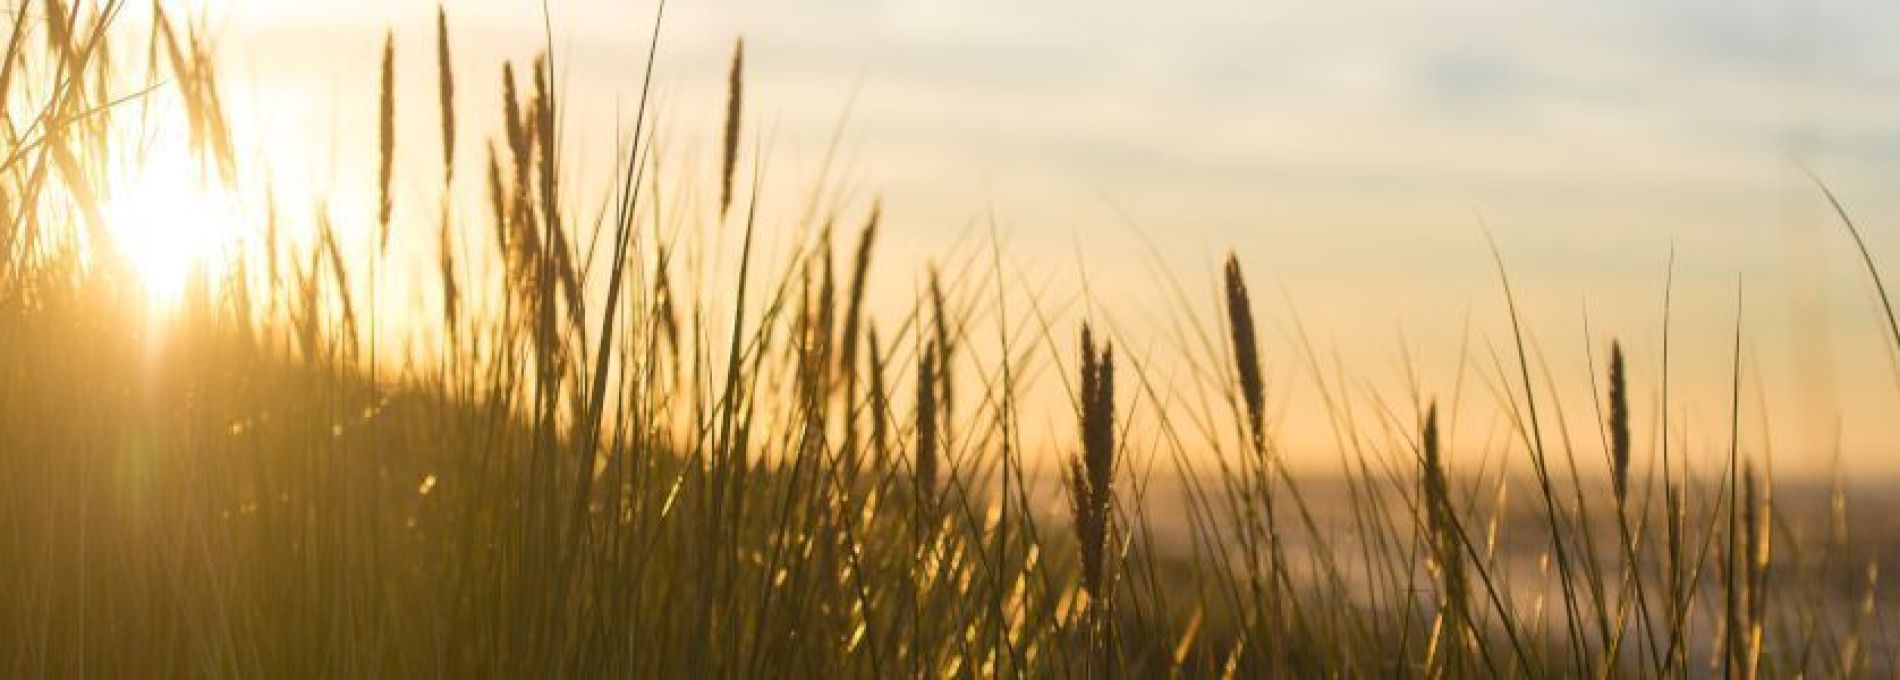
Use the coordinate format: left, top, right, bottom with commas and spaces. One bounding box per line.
102, 0, 1900, 477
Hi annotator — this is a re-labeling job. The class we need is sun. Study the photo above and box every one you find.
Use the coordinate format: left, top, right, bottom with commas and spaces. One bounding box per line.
103, 148, 247, 306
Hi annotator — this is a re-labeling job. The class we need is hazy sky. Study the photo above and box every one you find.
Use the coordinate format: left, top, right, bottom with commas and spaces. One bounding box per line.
120, 0, 1900, 475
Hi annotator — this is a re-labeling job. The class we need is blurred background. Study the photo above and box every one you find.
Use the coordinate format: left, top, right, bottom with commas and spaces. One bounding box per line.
122, 0, 1900, 477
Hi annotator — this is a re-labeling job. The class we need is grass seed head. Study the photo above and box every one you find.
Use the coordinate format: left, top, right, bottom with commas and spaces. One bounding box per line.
720, 36, 744, 217
377, 30, 395, 247
1223, 252, 1265, 448
1609, 340, 1630, 504
1071, 323, 1116, 600
837, 200, 879, 381
436, 5, 455, 185
915, 340, 940, 504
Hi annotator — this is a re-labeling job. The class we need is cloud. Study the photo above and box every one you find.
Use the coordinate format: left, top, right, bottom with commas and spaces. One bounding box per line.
190, 0, 1900, 469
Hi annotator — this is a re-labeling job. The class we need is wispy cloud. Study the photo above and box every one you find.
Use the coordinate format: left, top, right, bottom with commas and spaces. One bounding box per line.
194, 0, 1900, 470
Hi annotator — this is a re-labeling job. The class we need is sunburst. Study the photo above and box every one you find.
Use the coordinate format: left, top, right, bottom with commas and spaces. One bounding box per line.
102, 141, 245, 306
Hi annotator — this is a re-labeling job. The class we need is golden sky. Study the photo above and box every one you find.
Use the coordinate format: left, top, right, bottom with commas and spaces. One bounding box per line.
93, 0, 1900, 478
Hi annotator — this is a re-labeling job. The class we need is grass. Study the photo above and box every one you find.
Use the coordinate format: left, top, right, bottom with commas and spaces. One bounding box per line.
1, 2, 1897, 676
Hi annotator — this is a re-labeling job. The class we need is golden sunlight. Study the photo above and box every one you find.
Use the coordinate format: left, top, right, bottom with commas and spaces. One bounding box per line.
10, 1, 1900, 675
103, 145, 245, 305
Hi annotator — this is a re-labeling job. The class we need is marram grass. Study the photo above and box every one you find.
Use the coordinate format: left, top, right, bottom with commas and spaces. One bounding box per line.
0, 3, 1895, 678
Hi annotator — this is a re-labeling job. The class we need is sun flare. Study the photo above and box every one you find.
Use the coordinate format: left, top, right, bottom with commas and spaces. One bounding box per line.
103, 149, 246, 305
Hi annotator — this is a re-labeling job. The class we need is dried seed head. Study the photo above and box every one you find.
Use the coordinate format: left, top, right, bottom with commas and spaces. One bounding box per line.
436, 5, 456, 184
1609, 340, 1631, 504
915, 341, 940, 503
813, 226, 836, 375
377, 30, 395, 247
929, 266, 954, 424
1071, 323, 1117, 600
837, 200, 880, 380
720, 37, 744, 217
1223, 253, 1265, 448
532, 56, 560, 238
486, 142, 508, 252
1421, 402, 1465, 610
502, 62, 526, 166
867, 326, 890, 460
